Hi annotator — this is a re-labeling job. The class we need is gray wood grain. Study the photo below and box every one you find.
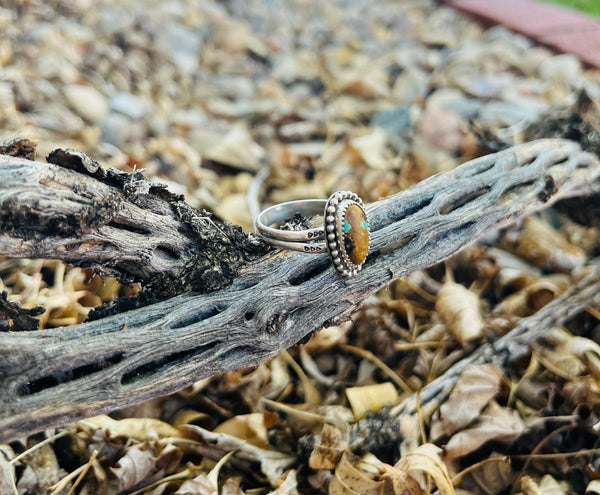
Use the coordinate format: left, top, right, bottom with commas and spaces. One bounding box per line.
0, 154, 197, 281
0, 139, 599, 442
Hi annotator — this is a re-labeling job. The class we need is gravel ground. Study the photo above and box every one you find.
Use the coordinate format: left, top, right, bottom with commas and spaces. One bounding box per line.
1, 0, 596, 230
1, 1, 600, 493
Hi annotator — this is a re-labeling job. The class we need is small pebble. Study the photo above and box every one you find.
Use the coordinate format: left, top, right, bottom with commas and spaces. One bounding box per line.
539, 54, 582, 83
417, 108, 464, 154
100, 112, 132, 147
371, 107, 411, 134
110, 93, 146, 120
427, 88, 482, 119
392, 67, 430, 104
64, 84, 109, 123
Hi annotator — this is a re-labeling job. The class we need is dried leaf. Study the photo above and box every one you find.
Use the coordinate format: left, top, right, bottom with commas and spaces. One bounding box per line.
267, 470, 299, 495
387, 443, 454, 495
16, 442, 63, 493
586, 479, 600, 495
502, 217, 587, 273
111, 444, 157, 492
302, 324, 352, 353
209, 451, 235, 489
436, 280, 484, 346
520, 474, 568, 495
463, 453, 513, 494
155, 443, 184, 476
214, 193, 253, 231
535, 327, 600, 380
445, 401, 525, 460
181, 424, 295, 485
172, 409, 215, 430
309, 423, 348, 470
221, 476, 247, 495
565, 334, 600, 361
324, 52, 390, 100
176, 452, 233, 495
496, 277, 568, 317
430, 364, 504, 440
281, 350, 322, 405
299, 347, 336, 386
346, 382, 399, 420
348, 129, 389, 170
585, 350, 600, 382
379, 464, 424, 495
176, 475, 219, 495
329, 452, 384, 495
261, 398, 326, 426
268, 355, 294, 399
0, 445, 18, 495
321, 405, 356, 429
203, 124, 265, 172
398, 414, 422, 457
85, 415, 180, 441
214, 412, 278, 450
563, 376, 600, 405
49, 449, 99, 495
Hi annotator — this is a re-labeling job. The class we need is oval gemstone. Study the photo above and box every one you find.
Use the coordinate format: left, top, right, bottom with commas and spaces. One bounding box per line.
342, 203, 369, 265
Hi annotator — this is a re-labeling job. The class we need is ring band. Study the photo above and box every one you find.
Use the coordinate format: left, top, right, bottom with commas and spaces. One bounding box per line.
255, 191, 370, 277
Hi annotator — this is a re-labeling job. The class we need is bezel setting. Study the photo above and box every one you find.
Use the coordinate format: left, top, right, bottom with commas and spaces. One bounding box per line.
324, 191, 370, 277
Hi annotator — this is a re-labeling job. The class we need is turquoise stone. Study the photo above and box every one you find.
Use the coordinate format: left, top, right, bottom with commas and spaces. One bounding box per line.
342, 203, 369, 265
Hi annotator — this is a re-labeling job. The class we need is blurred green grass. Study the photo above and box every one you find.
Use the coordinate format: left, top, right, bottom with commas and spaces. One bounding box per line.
542, 0, 600, 17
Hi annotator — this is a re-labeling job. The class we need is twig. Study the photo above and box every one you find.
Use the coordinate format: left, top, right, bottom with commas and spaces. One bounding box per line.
9, 430, 69, 465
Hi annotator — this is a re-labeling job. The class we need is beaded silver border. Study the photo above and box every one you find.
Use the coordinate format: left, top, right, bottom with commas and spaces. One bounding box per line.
324, 191, 369, 277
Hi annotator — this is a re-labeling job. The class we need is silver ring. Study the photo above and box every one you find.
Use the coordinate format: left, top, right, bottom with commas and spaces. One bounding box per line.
255, 191, 370, 277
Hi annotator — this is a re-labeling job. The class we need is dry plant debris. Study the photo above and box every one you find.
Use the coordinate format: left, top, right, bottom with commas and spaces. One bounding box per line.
1, 0, 600, 493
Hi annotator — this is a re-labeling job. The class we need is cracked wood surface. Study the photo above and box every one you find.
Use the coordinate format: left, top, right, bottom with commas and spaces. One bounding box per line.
0, 138, 599, 442
0, 152, 198, 281
0, 147, 266, 297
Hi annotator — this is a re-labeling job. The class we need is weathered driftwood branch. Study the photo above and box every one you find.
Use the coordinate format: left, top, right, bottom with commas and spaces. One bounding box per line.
0, 147, 266, 296
0, 138, 599, 442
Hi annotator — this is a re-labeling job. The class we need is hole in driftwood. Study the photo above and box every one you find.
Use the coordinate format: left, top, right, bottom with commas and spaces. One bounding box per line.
548, 157, 569, 169
156, 245, 181, 260
244, 311, 255, 321
379, 233, 416, 254
266, 312, 289, 334
17, 353, 124, 397
289, 262, 329, 286
170, 306, 221, 329
429, 221, 477, 247
499, 180, 536, 203
108, 220, 151, 236
120, 344, 217, 385
439, 187, 490, 215
517, 156, 537, 169
219, 346, 254, 364
378, 195, 434, 228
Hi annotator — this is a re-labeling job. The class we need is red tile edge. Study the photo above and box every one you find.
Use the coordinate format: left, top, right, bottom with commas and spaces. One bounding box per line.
442, 0, 600, 67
